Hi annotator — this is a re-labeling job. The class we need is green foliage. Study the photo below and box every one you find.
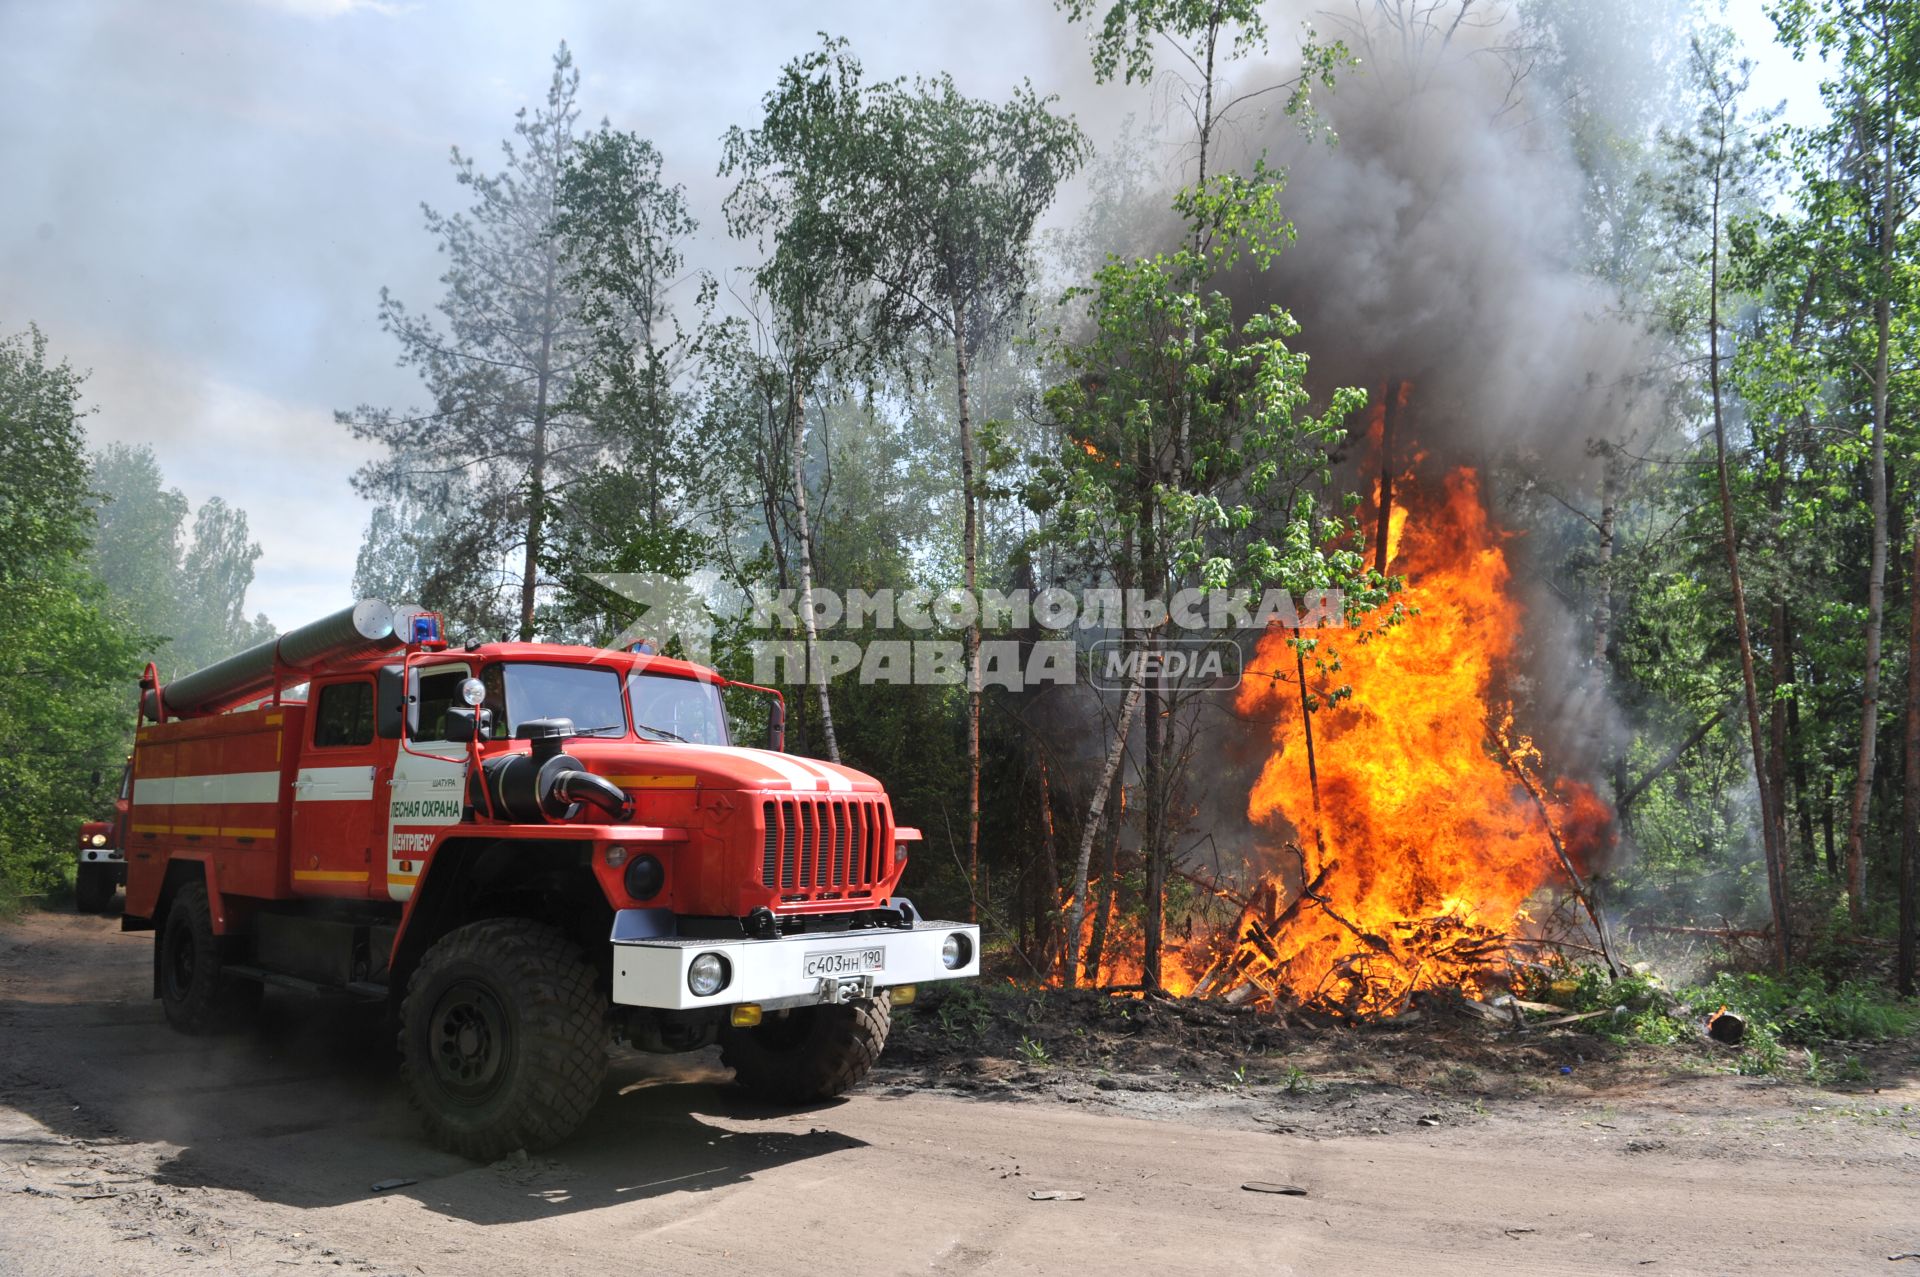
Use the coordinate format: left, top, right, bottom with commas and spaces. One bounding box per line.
1036, 163, 1393, 668
1545, 965, 1691, 1044
1055, 0, 1347, 134
0, 326, 145, 904
1680, 972, 1918, 1044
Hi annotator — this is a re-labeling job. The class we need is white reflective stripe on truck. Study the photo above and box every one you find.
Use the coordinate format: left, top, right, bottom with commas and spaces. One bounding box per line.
293, 765, 377, 801
132, 770, 282, 806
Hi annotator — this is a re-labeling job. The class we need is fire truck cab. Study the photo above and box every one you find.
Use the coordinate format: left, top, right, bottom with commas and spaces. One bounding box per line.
123, 601, 979, 1159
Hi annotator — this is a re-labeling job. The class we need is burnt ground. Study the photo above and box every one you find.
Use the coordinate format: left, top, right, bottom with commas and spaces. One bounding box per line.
882, 978, 1920, 1141
3, 908, 1918, 1276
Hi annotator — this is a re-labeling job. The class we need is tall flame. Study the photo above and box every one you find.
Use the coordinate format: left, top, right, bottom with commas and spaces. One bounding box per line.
1233, 466, 1611, 1013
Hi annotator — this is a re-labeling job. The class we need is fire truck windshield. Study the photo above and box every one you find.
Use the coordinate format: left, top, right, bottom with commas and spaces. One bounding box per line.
481, 663, 627, 740
626, 672, 729, 746
473, 663, 729, 746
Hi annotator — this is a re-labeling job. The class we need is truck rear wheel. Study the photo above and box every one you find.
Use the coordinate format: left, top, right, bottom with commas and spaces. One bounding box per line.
399, 918, 607, 1161
74, 863, 116, 913
721, 995, 891, 1103
159, 881, 260, 1031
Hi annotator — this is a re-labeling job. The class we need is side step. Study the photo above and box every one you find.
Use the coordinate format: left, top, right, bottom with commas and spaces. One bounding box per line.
224, 963, 389, 1002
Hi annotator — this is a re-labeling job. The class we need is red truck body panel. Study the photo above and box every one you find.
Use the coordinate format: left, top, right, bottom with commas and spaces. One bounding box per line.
125, 642, 908, 945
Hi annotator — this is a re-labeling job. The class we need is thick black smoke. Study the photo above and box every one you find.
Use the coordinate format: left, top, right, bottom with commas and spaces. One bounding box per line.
1206, 9, 1682, 843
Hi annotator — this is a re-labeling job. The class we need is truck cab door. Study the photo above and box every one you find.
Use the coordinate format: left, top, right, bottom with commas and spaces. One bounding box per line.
386, 662, 471, 903
292, 676, 384, 896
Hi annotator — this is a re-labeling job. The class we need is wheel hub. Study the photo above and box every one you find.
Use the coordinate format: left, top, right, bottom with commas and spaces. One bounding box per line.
429, 980, 510, 1101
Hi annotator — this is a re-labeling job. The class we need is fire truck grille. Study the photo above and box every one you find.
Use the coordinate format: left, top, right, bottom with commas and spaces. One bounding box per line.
760, 797, 892, 900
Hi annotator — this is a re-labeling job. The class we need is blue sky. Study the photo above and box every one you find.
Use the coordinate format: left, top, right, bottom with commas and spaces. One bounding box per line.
0, 0, 1830, 634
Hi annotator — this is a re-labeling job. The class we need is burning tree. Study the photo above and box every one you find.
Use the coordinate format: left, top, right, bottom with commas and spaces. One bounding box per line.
1039, 166, 1390, 989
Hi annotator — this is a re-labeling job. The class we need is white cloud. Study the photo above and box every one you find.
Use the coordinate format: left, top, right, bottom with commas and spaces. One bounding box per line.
67, 330, 382, 632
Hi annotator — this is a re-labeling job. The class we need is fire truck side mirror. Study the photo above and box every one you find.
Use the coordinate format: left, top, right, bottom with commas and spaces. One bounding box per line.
766, 696, 785, 753
375, 666, 406, 740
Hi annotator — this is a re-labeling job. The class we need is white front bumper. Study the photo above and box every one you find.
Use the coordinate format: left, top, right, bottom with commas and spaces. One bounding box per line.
611, 918, 981, 1010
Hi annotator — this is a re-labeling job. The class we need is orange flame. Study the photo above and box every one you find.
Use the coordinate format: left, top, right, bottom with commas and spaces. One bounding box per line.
1233, 466, 1612, 1014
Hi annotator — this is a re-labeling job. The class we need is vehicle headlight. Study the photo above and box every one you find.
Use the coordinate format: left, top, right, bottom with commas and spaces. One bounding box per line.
89, 833, 107, 847
623, 854, 663, 901
687, 952, 729, 997
941, 932, 972, 970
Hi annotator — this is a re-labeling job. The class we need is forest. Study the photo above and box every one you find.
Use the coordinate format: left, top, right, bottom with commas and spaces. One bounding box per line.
3, 0, 1917, 1031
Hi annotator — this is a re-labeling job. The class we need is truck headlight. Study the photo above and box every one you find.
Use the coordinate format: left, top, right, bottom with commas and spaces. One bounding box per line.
687, 952, 729, 997
90, 833, 107, 847
942, 932, 972, 970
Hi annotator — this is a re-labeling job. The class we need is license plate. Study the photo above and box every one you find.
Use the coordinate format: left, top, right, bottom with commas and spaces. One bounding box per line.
804, 947, 885, 979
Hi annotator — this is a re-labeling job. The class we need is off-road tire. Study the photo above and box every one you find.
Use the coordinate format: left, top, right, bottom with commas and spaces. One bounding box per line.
399, 918, 607, 1161
159, 881, 260, 1032
721, 995, 891, 1103
74, 864, 116, 913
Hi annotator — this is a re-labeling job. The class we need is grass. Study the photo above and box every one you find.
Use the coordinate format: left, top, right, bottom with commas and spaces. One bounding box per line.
932, 983, 996, 1040
1015, 1036, 1052, 1066
1280, 1062, 1320, 1094
1677, 972, 1918, 1045
1543, 961, 1917, 1079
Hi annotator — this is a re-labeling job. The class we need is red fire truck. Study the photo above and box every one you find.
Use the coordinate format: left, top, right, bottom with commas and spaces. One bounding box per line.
74, 763, 129, 913
123, 600, 978, 1158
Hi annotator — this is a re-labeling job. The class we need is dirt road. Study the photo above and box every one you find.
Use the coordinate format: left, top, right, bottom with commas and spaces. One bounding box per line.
2, 911, 1914, 1275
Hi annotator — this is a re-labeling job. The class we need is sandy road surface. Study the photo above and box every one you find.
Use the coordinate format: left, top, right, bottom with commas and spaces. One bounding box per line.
1, 910, 1915, 1276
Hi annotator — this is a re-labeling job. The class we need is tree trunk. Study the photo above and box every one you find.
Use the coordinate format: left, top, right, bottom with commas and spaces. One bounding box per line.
1141, 677, 1165, 991
1063, 676, 1144, 984
1594, 445, 1617, 668
519, 253, 560, 642
787, 365, 840, 763
1769, 599, 1792, 866
1823, 773, 1838, 876
1706, 141, 1789, 969
1037, 755, 1062, 971
521, 408, 547, 641
1783, 608, 1817, 868
1902, 513, 1919, 996
1174, 22, 1219, 483
1844, 102, 1896, 924
1085, 769, 1124, 986
1767, 413, 1791, 860
953, 306, 982, 920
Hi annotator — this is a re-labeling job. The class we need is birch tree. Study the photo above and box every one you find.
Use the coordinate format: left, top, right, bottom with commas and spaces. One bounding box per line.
341, 45, 591, 640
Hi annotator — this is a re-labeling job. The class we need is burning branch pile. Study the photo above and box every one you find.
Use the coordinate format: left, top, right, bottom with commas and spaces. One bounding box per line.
1204, 462, 1616, 1018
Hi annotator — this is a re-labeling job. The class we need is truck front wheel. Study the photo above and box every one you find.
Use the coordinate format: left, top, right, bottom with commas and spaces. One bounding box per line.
399, 918, 607, 1160
721, 995, 891, 1103
74, 863, 116, 913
